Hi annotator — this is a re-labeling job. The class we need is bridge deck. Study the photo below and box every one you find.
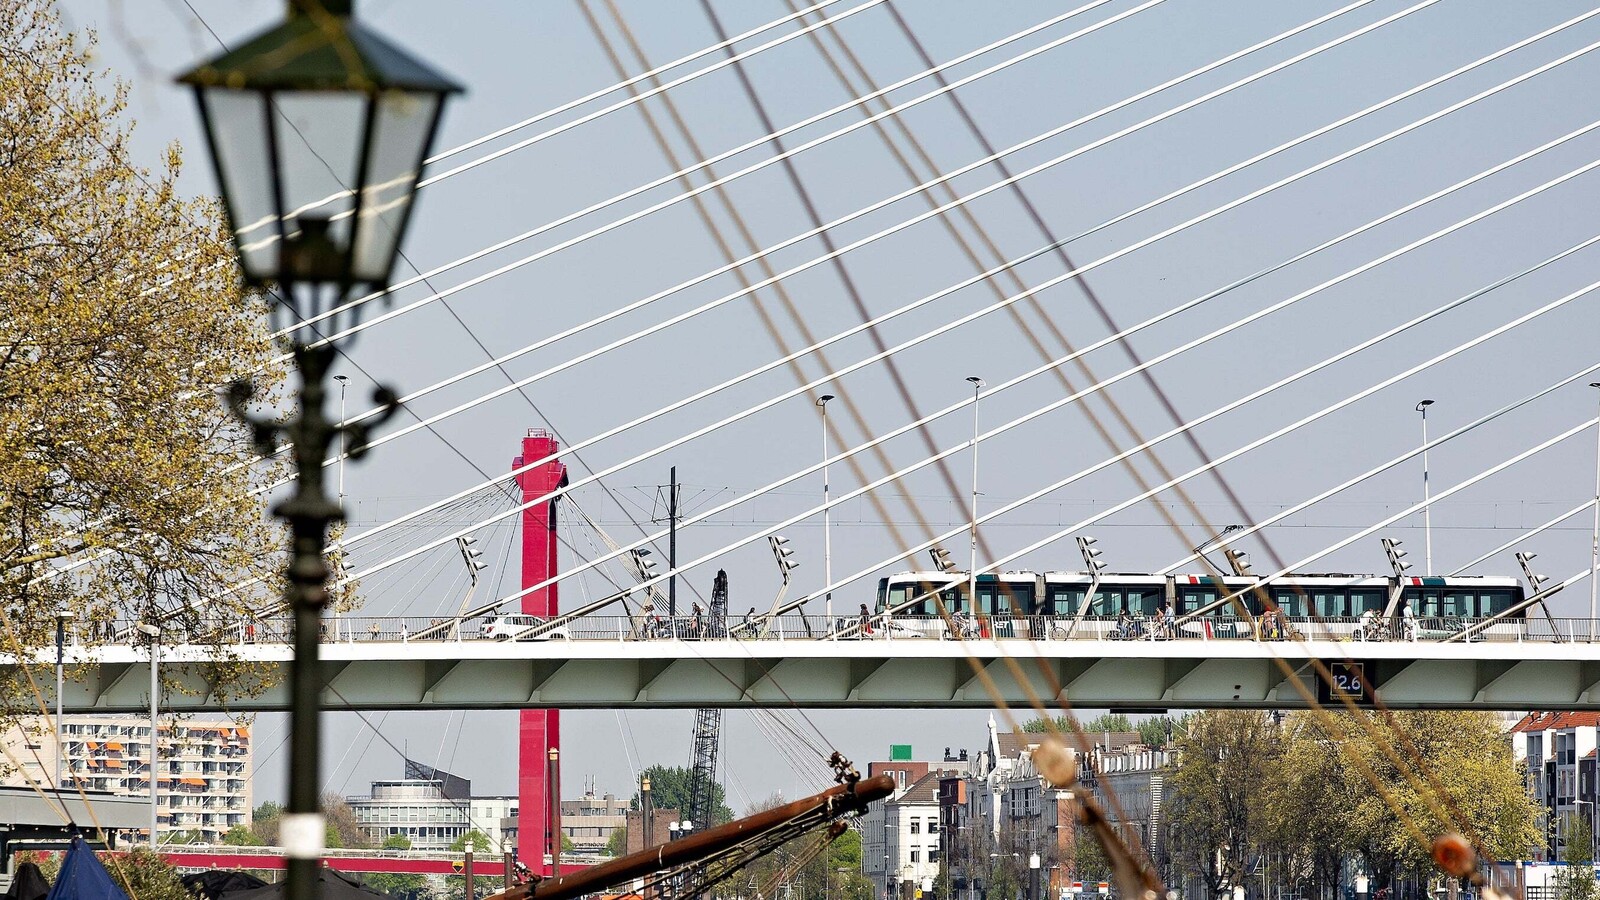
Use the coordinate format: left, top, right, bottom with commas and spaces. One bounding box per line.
14, 636, 1600, 712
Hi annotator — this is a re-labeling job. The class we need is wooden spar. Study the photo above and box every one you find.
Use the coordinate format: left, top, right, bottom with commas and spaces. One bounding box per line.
488, 774, 894, 900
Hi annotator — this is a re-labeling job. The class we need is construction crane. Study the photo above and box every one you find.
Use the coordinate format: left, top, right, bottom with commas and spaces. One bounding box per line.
685, 570, 728, 833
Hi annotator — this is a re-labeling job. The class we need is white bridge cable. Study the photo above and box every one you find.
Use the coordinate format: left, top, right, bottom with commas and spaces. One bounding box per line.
57, 2, 1590, 582
419, 0, 854, 164
1448, 498, 1600, 576
47, 73, 1597, 625
344, 155, 1600, 616
269, 0, 1139, 341
860, 376, 1600, 630
287, 0, 1392, 347
1154, 362, 1600, 575
1162, 416, 1600, 626
320, 69, 1600, 583
298, 0, 1588, 463
242, 0, 896, 251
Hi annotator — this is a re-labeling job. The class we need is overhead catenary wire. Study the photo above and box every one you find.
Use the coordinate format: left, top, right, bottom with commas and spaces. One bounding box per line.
327, 91, 1600, 595
1448, 498, 1600, 576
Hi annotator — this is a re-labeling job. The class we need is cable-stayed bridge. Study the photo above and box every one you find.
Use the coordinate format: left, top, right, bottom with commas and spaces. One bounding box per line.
29, 1, 1600, 867
19, 624, 1600, 713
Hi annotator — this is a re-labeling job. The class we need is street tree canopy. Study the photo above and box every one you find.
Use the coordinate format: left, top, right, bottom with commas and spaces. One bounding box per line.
0, 0, 279, 708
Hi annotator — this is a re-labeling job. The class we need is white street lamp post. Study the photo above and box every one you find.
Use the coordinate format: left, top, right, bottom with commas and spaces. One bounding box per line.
138, 622, 161, 847
1589, 383, 1600, 640
53, 609, 73, 790
967, 377, 985, 613
335, 374, 349, 505
1416, 399, 1435, 575
817, 394, 836, 633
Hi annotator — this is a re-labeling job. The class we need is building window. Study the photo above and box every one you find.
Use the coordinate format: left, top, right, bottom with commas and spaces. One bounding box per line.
911, 850, 920, 863
911, 820, 920, 835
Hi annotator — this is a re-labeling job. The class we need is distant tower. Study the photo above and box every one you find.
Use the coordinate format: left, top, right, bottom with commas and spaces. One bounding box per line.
515, 429, 567, 873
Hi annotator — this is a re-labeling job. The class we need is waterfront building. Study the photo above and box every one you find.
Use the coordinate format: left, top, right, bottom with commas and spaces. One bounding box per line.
347, 760, 515, 852
0, 716, 250, 843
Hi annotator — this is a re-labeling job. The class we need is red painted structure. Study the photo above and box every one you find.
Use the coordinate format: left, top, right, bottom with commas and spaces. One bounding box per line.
150, 851, 463, 875
515, 429, 567, 874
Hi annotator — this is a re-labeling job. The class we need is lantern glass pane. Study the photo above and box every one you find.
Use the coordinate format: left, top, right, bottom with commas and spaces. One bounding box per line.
351, 90, 440, 284
271, 90, 367, 277
199, 87, 276, 281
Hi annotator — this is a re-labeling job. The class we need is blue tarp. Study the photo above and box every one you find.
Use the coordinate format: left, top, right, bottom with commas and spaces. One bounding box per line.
44, 837, 127, 900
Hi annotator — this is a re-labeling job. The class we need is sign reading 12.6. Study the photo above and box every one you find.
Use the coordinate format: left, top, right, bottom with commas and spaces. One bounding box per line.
1317, 661, 1373, 707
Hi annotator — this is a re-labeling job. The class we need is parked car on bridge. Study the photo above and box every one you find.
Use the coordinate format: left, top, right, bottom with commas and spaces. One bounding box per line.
479, 614, 571, 641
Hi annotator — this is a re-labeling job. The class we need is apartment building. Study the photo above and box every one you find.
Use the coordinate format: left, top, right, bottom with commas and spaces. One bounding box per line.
0, 716, 250, 843
1510, 711, 1599, 861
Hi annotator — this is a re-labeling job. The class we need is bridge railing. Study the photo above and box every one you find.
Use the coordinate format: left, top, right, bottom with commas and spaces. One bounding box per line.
69, 613, 1593, 645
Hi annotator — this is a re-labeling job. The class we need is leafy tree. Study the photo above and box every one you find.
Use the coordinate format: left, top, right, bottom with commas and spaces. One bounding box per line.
451, 830, 493, 853
324, 792, 371, 849
1561, 814, 1596, 900
1021, 713, 1133, 734
102, 847, 189, 900
1167, 710, 1280, 897
0, 0, 280, 716
1256, 711, 1538, 898
1136, 716, 1175, 748
630, 764, 733, 825
704, 794, 869, 900
222, 824, 261, 846
251, 801, 282, 845
561, 833, 575, 853
604, 826, 627, 857
366, 833, 427, 899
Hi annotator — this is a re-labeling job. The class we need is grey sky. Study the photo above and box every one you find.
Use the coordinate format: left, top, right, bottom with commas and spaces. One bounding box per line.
65, 0, 1600, 809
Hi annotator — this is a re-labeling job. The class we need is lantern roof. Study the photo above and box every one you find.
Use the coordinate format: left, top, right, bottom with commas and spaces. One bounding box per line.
177, 0, 461, 95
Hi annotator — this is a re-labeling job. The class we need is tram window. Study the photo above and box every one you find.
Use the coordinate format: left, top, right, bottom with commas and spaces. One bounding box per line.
1179, 588, 1219, 616
1409, 589, 1441, 617
1090, 589, 1123, 616
1267, 589, 1303, 618
1481, 590, 1514, 616
1351, 589, 1385, 614
1005, 582, 1036, 614
1303, 590, 1345, 618
1442, 591, 1474, 618
879, 580, 914, 613
942, 589, 967, 615
976, 584, 1000, 616
1047, 587, 1086, 616
1128, 588, 1162, 615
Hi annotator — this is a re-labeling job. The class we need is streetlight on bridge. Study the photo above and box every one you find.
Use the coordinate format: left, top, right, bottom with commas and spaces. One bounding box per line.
1415, 399, 1435, 575
178, 4, 459, 900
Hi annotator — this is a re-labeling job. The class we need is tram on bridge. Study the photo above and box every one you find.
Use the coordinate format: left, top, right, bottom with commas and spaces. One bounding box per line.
874, 569, 1528, 640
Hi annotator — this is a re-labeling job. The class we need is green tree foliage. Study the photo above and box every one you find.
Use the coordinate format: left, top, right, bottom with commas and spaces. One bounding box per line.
1158, 709, 1540, 899
703, 795, 870, 900
251, 801, 282, 845
222, 824, 261, 846
324, 792, 372, 849
1167, 710, 1281, 898
604, 826, 627, 857
1561, 814, 1597, 900
365, 833, 427, 899
451, 830, 493, 853
629, 764, 733, 825
0, 0, 280, 719
1136, 716, 1176, 748
103, 847, 190, 900
1021, 713, 1134, 734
